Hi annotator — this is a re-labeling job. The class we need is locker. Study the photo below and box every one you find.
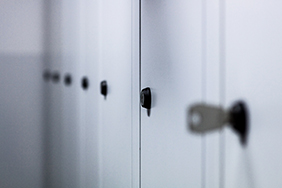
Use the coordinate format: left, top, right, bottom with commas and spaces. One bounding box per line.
140, 0, 203, 187
47, 0, 64, 186
60, 0, 83, 187
204, 0, 222, 187
84, 0, 100, 187
98, 0, 135, 187
4, 1, 282, 187
224, 0, 282, 187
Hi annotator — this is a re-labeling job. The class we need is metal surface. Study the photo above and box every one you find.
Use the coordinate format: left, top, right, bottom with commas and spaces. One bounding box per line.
204, 0, 222, 186
84, 0, 100, 187
98, 0, 133, 187
224, 0, 282, 187
60, 0, 83, 187
141, 0, 203, 186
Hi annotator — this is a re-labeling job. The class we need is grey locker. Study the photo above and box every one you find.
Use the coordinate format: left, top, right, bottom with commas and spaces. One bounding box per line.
203, 0, 222, 187
60, 0, 83, 187
47, 0, 64, 186
5, 1, 282, 187
84, 0, 100, 187
140, 0, 203, 187
98, 0, 135, 187
224, 0, 282, 187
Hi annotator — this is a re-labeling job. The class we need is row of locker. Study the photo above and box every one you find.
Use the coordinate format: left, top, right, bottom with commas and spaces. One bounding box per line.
22, 0, 282, 188
43, 70, 90, 90
44, 69, 248, 144
43, 71, 109, 99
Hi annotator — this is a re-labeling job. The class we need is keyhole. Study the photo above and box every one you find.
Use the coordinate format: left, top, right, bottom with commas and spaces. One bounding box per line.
64, 74, 72, 86
82, 77, 89, 90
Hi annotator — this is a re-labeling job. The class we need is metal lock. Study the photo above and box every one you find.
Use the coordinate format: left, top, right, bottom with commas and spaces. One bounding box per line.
52, 71, 60, 83
64, 74, 72, 86
100, 80, 108, 98
140, 87, 151, 116
43, 70, 51, 82
81, 77, 89, 90
188, 101, 249, 145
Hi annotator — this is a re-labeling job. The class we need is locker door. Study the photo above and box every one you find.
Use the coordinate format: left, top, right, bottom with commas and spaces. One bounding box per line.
60, 0, 83, 187
204, 0, 222, 187
84, 0, 100, 187
224, 1, 282, 187
47, 1, 64, 187
141, 1, 203, 187
99, 0, 133, 187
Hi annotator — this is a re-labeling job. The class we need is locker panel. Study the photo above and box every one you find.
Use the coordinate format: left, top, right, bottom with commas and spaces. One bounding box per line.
204, 0, 221, 187
74, 0, 88, 187
60, 68, 81, 188
84, 0, 100, 187
46, 1, 64, 187
60, 0, 82, 187
48, 61, 63, 188
225, 1, 282, 187
141, 0, 203, 187
99, 0, 133, 187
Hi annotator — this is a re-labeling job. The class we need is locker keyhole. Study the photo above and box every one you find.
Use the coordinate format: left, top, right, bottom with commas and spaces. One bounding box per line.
82, 77, 89, 90
100, 80, 107, 99
64, 74, 72, 86
229, 101, 249, 146
140, 87, 151, 117
52, 71, 60, 83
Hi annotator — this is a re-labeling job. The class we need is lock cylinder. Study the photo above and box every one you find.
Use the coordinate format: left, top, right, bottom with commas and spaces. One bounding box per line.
140, 87, 151, 116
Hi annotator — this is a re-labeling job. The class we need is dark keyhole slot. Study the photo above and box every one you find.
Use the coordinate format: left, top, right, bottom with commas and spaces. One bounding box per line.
230, 101, 249, 146
82, 77, 89, 90
43, 70, 51, 82
52, 71, 60, 83
64, 74, 72, 86
140, 87, 151, 117
100, 80, 108, 99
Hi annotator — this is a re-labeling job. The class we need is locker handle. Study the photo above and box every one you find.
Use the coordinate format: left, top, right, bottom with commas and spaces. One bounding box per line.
100, 80, 107, 98
82, 77, 89, 90
64, 74, 72, 86
43, 70, 51, 82
140, 87, 151, 116
52, 71, 60, 83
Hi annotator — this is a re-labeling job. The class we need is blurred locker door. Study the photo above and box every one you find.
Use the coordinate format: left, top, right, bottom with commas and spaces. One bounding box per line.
60, 0, 83, 187
84, 0, 100, 187
224, 0, 282, 187
98, 0, 135, 187
203, 0, 222, 188
140, 0, 203, 187
46, 0, 64, 187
